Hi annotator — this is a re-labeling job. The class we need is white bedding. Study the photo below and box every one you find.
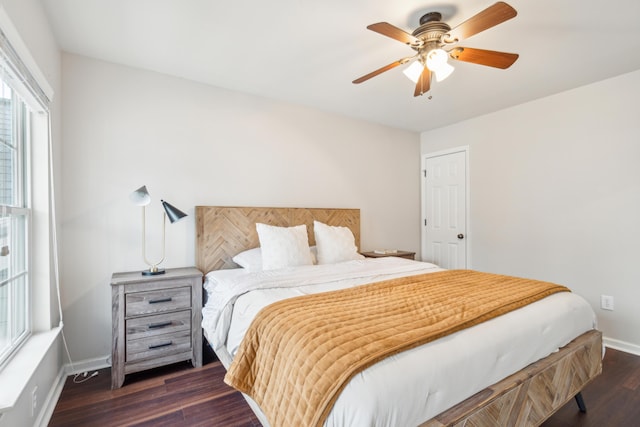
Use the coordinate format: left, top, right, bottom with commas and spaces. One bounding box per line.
201, 257, 597, 427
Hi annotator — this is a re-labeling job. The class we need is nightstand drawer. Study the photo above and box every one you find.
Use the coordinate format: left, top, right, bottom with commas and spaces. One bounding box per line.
126, 310, 191, 340
125, 287, 191, 316
126, 329, 192, 362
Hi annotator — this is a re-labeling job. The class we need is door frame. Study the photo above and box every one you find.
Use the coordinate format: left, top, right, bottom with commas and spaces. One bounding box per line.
421, 146, 470, 268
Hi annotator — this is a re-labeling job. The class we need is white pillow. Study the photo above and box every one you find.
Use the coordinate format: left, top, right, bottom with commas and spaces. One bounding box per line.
232, 247, 263, 272
313, 220, 364, 265
233, 246, 318, 271
256, 223, 313, 270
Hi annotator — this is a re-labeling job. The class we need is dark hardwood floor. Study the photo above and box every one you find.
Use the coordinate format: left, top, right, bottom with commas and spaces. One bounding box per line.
541, 347, 640, 427
50, 347, 640, 426
49, 354, 261, 427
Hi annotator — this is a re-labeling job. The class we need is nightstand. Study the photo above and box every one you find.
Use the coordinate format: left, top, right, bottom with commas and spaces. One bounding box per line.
361, 250, 416, 260
110, 266, 203, 389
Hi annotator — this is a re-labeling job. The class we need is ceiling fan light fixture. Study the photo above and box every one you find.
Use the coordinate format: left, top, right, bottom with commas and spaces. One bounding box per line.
426, 48, 454, 82
433, 61, 454, 82
402, 61, 424, 83
426, 48, 448, 70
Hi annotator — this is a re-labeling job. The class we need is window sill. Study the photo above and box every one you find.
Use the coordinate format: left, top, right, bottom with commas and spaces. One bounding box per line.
0, 326, 62, 413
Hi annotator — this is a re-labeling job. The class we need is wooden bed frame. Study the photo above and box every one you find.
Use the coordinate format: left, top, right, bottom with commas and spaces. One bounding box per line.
195, 206, 602, 427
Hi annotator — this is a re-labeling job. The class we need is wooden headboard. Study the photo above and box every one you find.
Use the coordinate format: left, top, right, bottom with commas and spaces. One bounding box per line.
195, 206, 360, 273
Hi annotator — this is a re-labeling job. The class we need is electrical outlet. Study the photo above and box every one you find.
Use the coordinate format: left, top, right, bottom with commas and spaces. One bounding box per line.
31, 386, 37, 417
601, 295, 614, 311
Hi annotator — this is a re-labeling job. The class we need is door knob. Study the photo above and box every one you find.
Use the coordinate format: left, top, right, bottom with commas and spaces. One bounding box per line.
457, 234, 464, 239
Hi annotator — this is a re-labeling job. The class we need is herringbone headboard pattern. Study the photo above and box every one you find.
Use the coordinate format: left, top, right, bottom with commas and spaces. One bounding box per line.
195, 206, 360, 273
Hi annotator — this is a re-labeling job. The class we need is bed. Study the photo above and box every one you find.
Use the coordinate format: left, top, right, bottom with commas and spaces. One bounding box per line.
196, 206, 602, 427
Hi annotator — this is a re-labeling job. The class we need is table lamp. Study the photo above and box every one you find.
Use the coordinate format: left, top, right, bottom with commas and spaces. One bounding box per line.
129, 185, 187, 275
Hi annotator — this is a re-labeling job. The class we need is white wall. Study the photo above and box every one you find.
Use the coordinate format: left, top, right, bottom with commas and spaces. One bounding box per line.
60, 53, 421, 362
421, 69, 640, 351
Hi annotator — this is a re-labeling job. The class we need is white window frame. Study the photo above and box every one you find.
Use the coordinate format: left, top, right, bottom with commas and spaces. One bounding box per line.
0, 84, 32, 369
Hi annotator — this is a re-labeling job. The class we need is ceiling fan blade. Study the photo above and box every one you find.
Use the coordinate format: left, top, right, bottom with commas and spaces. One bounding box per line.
353, 56, 414, 84
449, 47, 518, 69
367, 22, 422, 46
444, 2, 517, 43
414, 67, 431, 97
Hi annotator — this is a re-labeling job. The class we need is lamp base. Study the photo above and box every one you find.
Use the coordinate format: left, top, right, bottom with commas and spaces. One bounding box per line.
141, 268, 165, 276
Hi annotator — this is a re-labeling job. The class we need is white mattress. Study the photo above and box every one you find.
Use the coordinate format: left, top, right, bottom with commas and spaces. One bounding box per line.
202, 257, 597, 427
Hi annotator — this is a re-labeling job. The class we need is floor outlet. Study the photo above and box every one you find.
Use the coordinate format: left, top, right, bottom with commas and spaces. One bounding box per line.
601, 295, 614, 311
31, 386, 37, 417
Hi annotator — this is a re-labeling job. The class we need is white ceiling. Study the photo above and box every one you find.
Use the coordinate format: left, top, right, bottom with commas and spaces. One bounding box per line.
40, 0, 640, 132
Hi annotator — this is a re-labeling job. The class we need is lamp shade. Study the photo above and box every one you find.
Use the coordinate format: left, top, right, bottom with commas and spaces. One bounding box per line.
426, 49, 454, 82
130, 185, 151, 206
402, 61, 424, 83
433, 62, 454, 82
161, 200, 188, 223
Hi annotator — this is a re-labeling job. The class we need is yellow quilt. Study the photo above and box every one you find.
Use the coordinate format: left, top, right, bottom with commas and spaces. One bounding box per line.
224, 269, 569, 427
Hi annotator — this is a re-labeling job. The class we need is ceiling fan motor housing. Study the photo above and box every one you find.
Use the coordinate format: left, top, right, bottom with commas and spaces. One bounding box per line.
411, 15, 451, 52
411, 14, 452, 62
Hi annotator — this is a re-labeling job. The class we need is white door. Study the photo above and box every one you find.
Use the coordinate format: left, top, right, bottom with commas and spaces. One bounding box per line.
421, 149, 468, 269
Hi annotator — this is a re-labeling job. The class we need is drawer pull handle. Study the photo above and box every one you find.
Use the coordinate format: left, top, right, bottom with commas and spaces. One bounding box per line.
148, 321, 172, 329
148, 297, 172, 304
148, 341, 173, 350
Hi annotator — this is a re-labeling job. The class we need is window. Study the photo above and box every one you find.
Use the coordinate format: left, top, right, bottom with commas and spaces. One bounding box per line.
0, 10, 54, 378
0, 75, 31, 367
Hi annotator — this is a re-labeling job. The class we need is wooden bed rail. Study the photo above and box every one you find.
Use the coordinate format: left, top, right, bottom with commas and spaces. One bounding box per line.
421, 329, 602, 427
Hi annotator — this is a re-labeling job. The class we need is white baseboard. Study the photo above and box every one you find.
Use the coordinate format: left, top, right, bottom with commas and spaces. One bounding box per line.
65, 354, 110, 376
604, 336, 640, 356
36, 354, 110, 427
35, 365, 66, 427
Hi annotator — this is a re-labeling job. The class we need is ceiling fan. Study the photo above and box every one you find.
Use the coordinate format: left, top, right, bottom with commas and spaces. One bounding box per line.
353, 2, 519, 97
